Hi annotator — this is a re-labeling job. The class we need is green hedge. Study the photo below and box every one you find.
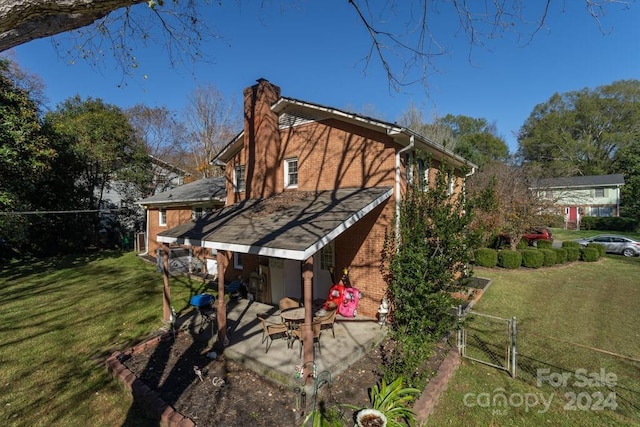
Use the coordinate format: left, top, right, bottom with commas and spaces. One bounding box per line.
516, 239, 529, 250
474, 248, 498, 268
565, 247, 580, 262
587, 243, 606, 258
562, 241, 581, 249
552, 247, 568, 264
498, 250, 522, 269
536, 240, 553, 249
539, 248, 557, 266
581, 216, 638, 232
580, 247, 599, 262
521, 249, 544, 268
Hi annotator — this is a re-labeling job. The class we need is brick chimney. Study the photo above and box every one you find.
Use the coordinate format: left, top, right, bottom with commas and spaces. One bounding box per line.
243, 78, 282, 199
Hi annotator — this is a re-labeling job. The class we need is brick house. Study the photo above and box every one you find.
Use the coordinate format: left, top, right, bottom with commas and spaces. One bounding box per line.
137, 176, 226, 275
533, 174, 625, 230
156, 79, 475, 355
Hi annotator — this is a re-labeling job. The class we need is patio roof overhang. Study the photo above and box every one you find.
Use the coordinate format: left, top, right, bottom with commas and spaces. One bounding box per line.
157, 187, 393, 261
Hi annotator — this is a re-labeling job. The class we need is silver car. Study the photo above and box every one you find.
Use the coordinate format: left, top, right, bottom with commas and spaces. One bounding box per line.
574, 234, 640, 257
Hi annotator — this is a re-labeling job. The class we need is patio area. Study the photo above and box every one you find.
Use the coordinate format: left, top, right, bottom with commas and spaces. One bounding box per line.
176, 297, 387, 388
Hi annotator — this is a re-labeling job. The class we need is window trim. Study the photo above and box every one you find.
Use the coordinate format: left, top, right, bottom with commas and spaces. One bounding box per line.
233, 252, 243, 270
159, 208, 167, 226
284, 157, 299, 189
234, 165, 246, 193
320, 241, 334, 271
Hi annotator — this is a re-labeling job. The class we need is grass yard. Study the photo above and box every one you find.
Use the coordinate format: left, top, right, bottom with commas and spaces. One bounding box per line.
0, 251, 209, 426
428, 254, 640, 426
550, 227, 640, 243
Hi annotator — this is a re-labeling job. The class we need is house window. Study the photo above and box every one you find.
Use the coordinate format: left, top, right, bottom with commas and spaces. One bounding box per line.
192, 207, 205, 221
594, 188, 605, 197
448, 176, 455, 195
320, 242, 334, 270
234, 165, 246, 193
159, 208, 167, 226
417, 159, 429, 191
233, 252, 243, 270
284, 158, 298, 188
590, 206, 612, 217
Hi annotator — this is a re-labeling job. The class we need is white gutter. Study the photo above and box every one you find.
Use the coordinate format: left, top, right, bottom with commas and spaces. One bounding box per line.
395, 135, 415, 243
463, 166, 476, 204
143, 208, 150, 255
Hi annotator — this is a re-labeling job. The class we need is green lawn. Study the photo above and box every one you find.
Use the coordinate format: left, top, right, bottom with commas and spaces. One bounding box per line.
551, 227, 640, 243
0, 251, 208, 426
428, 255, 640, 426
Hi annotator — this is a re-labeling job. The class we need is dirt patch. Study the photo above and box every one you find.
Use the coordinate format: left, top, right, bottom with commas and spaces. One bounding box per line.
121, 332, 452, 426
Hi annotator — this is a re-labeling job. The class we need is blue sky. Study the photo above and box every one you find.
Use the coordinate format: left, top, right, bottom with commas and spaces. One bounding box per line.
7, 1, 640, 153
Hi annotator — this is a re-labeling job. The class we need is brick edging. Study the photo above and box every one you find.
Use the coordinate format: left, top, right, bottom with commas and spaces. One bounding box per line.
413, 346, 460, 424
105, 332, 196, 427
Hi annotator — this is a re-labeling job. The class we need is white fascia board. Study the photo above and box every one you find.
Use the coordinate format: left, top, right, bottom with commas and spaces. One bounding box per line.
157, 235, 204, 247
203, 241, 307, 260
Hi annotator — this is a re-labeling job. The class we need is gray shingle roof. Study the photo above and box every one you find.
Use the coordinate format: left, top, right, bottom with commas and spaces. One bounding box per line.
137, 177, 226, 206
534, 174, 625, 189
157, 187, 393, 260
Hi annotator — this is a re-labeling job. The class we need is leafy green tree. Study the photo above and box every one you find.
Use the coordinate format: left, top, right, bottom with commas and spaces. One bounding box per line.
516, 80, 640, 178
437, 114, 509, 168
381, 155, 473, 387
46, 96, 150, 211
615, 140, 640, 224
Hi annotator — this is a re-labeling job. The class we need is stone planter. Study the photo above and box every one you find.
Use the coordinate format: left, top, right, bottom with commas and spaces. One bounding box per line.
356, 408, 387, 427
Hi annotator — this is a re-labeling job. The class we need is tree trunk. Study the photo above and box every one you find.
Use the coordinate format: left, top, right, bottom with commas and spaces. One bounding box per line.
0, 0, 145, 52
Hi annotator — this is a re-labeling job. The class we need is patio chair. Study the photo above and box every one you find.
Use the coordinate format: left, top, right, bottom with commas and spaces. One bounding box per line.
257, 313, 289, 353
278, 297, 300, 311
290, 320, 322, 358
314, 302, 337, 339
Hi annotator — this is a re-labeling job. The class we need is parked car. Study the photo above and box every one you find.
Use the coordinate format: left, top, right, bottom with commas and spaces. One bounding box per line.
574, 234, 640, 257
499, 227, 553, 247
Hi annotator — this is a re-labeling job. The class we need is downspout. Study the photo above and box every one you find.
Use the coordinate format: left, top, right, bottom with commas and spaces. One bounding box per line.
616, 184, 621, 216
463, 166, 477, 205
395, 135, 415, 245
144, 207, 150, 255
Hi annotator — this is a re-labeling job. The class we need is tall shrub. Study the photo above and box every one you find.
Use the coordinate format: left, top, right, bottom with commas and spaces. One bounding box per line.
381, 159, 474, 387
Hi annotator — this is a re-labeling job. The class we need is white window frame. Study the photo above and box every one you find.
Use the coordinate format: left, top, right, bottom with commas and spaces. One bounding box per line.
234, 165, 246, 193
594, 188, 605, 198
233, 252, 243, 270
320, 241, 334, 271
284, 157, 299, 189
159, 208, 167, 226
448, 176, 456, 195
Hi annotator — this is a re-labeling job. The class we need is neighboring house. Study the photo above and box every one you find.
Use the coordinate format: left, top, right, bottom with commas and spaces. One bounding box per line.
100, 156, 191, 248
136, 176, 227, 274
156, 78, 475, 321
533, 174, 625, 230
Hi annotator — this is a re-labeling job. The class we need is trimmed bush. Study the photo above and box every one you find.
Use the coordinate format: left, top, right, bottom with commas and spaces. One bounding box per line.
474, 248, 498, 268
539, 248, 557, 266
562, 241, 581, 249
552, 247, 568, 264
521, 249, 544, 268
516, 239, 529, 250
498, 250, 522, 269
536, 240, 553, 249
581, 216, 638, 232
587, 243, 606, 258
565, 247, 580, 262
580, 247, 599, 262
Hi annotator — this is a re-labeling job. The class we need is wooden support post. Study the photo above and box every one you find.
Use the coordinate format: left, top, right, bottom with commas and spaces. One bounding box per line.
302, 256, 314, 367
216, 250, 228, 347
161, 243, 172, 322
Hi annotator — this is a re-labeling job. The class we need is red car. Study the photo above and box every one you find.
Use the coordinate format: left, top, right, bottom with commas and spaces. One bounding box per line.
499, 227, 553, 246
